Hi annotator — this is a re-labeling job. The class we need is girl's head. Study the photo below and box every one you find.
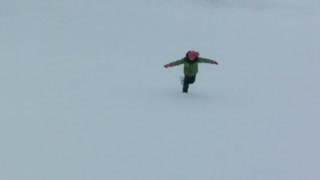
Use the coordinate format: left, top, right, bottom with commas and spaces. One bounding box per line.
187, 50, 199, 60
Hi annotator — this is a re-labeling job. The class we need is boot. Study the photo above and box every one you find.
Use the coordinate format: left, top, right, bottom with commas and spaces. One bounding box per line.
182, 85, 188, 93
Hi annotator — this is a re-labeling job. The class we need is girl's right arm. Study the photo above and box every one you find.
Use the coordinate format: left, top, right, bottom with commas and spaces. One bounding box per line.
164, 58, 184, 68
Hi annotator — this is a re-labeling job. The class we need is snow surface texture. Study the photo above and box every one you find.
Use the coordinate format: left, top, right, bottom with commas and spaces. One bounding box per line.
0, 0, 320, 179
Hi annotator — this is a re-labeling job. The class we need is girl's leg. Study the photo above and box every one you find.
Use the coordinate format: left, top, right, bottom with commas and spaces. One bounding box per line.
189, 76, 196, 84
182, 75, 196, 93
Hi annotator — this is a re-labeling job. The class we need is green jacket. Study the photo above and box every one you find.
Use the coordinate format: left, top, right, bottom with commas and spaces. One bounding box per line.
167, 57, 213, 77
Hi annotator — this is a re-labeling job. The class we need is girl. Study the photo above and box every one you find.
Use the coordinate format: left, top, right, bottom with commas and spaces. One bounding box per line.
164, 50, 218, 93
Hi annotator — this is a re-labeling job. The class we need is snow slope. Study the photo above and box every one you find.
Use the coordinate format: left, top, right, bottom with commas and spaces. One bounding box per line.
0, 0, 320, 179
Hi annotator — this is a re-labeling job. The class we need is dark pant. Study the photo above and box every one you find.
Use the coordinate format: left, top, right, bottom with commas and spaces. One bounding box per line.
183, 75, 196, 93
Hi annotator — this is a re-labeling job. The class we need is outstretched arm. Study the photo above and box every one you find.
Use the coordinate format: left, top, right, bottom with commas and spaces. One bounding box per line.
198, 57, 218, 65
164, 58, 184, 68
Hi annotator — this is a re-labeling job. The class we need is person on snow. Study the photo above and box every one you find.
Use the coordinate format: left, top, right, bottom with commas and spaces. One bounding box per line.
164, 50, 218, 93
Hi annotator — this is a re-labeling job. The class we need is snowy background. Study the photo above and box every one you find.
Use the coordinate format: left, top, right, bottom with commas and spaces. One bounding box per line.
1, 0, 320, 179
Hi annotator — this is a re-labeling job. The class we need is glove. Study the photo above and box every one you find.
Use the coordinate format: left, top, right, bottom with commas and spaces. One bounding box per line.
209, 60, 218, 65
164, 64, 173, 68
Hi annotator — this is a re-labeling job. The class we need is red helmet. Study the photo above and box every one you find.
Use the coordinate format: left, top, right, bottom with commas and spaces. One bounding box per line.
188, 50, 199, 60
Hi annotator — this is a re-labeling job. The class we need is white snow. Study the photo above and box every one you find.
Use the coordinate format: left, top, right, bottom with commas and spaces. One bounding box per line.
0, 0, 320, 179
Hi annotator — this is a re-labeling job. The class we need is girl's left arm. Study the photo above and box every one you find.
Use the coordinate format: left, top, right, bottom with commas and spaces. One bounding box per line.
198, 57, 218, 65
